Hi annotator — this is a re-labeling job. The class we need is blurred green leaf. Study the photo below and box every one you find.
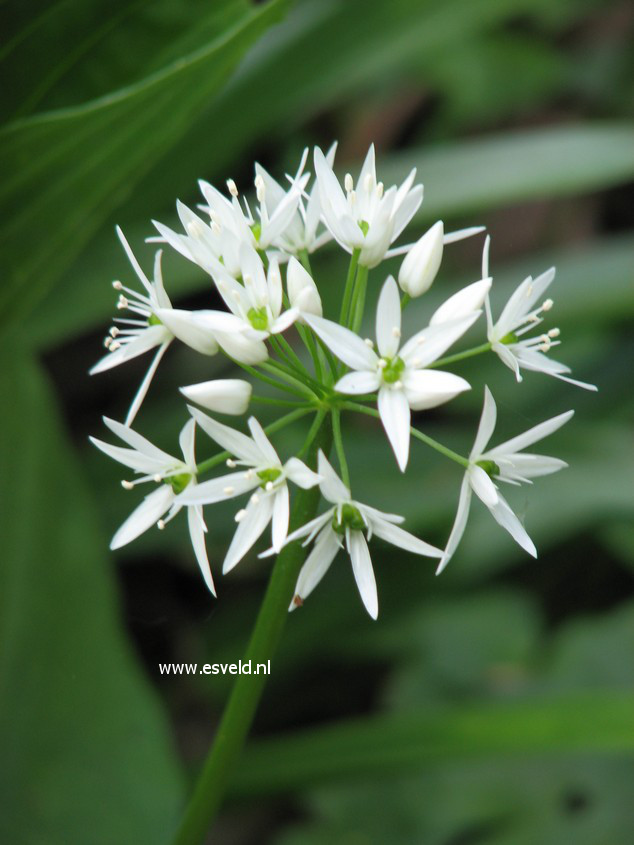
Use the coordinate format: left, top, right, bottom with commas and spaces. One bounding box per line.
0, 342, 185, 845
0, 0, 289, 329
232, 690, 634, 796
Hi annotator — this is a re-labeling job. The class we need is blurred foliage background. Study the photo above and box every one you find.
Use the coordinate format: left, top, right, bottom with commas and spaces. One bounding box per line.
1, 0, 633, 843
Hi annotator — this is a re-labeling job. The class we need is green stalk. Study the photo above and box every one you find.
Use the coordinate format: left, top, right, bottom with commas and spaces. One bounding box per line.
261, 361, 320, 399
331, 408, 350, 487
428, 342, 492, 369
172, 416, 332, 845
350, 264, 369, 334
343, 401, 469, 468
339, 248, 360, 326
233, 360, 308, 399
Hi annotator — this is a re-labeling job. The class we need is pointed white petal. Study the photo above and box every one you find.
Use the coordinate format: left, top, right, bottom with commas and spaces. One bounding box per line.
402, 369, 470, 411
154, 309, 218, 356
487, 492, 537, 557
177, 471, 257, 506
179, 418, 197, 468
347, 530, 378, 619
291, 527, 340, 608
378, 387, 411, 472
471, 385, 497, 456
304, 314, 377, 371
430, 278, 491, 326
214, 330, 269, 365
102, 417, 176, 464
188, 407, 263, 465
247, 416, 280, 465
400, 314, 479, 368
375, 276, 402, 358
271, 486, 290, 552
369, 517, 442, 557
469, 465, 499, 507
187, 505, 215, 595
335, 371, 380, 395
125, 342, 170, 426
318, 450, 350, 503
486, 410, 574, 458
436, 475, 472, 574
111, 485, 174, 549
89, 438, 169, 474
284, 457, 321, 489
223, 494, 275, 573
90, 326, 169, 375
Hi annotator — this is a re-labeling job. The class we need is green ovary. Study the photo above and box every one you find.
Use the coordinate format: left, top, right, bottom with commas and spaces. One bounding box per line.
358, 220, 370, 236
168, 472, 192, 494
332, 503, 366, 535
247, 306, 269, 331
500, 331, 519, 345
381, 356, 405, 384
148, 313, 162, 326
257, 467, 282, 489
476, 460, 500, 478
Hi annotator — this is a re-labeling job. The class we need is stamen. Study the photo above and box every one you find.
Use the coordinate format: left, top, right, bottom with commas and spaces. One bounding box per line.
109, 341, 121, 351
226, 458, 236, 468
110, 327, 120, 338
210, 221, 221, 234
121, 480, 134, 490
117, 295, 129, 309
153, 474, 163, 483
157, 519, 166, 530
251, 493, 260, 504
112, 281, 123, 290
104, 337, 113, 349
548, 328, 560, 338
227, 178, 238, 197
542, 298, 554, 311
377, 359, 387, 369
245, 469, 254, 479
223, 486, 235, 495
376, 181, 384, 198
344, 173, 354, 192
363, 173, 373, 192
392, 326, 401, 338
265, 481, 274, 491
393, 380, 403, 389
235, 509, 247, 523
349, 189, 356, 205
364, 338, 374, 348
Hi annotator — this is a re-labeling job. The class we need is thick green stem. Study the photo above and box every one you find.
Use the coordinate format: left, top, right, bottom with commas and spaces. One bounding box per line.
172, 417, 332, 845
350, 264, 369, 334
428, 342, 492, 369
339, 248, 360, 326
331, 408, 350, 487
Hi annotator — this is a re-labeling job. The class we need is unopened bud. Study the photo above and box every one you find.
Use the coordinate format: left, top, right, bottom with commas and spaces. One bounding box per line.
398, 221, 444, 298
287, 257, 322, 319
180, 379, 252, 415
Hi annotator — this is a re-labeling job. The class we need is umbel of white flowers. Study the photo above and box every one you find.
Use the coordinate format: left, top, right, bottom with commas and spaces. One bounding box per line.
91, 143, 595, 618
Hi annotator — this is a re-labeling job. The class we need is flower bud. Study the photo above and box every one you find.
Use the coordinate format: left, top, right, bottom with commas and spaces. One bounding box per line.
179, 379, 252, 415
287, 257, 322, 318
398, 220, 444, 298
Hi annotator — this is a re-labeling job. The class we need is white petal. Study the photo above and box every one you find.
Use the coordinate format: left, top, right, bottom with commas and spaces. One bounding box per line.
304, 314, 377, 371
287, 257, 322, 317
486, 410, 574, 458
347, 530, 378, 619
378, 387, 411, 472
89, 437, 167, 474
177, 470, 258, 505
375, 276, 402, 358
335, 371, 380, 395
154, 309, 218, 356
125, 341, 171, 426
471, 385, 497, 456
179, 418, 196, 468
397, 221, 443, 298
318, 450, 350, 503
187, 505, 215, 595
223, 494, 275, 573
180, 379, 252, 416
369, 517, 442, 557
188, 407, 263, 465
281, 510, 334, 548
102, 417, 176, 464
290, 527, 340, 608
400, 314, 479, 368
214, 330, 269, 366
283, 457, 321, 489
402, 369, 470, 411
271, 486, 290, 552
111, 485, 174, 549
468, 465, 499, 507
430, 278, 491, 326
497, 453, 568, 479
247, 416, 280, 465
90, 325, 169, 374
436, 476, 472, 574
487, 492, 537, 557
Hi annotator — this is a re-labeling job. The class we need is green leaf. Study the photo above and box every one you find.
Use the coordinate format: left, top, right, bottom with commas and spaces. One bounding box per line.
0, 0, 289, 329
0, 342, 185, 845
232, 690, 634, 796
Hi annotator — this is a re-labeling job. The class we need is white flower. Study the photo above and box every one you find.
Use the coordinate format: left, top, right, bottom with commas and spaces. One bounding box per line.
180, 379, 252, 415
177, 409, 321, 572
89, 417, 215, 594
90, 228, 218, 425
306, 276, 491, 471
398, 220, 444, 297
254, 144, 336, 255
198, 160, 310, 252
313, 144, 423, 267
169, 242, 303, 364
276, 451, 442, 619
286, 256, 323, 318
437, 387, 573, 574
484, 237, 597, 390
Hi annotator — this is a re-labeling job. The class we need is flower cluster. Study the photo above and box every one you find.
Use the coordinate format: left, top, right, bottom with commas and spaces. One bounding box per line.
91, 144, 595, 618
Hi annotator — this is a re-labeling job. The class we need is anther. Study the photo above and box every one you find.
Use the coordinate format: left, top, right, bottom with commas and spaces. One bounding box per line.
265, 481, 274, 491
540, 334, 549, 344
411, 357, 421, 367
364, 338, 374, 348
344, 173, 354, 192
235, 509, 247, 523
256, 184, 266, 203
112, 280, 123, 290
226, 458, 236, 468
109, 341, 121, 351
363, 174, 373, 192
376, 182, 384, 198
227, 178, 238, 197
548, 328, 560, 338
117, 295, 129, 309
110, 326, 120, 337
542, 298, 554, 311
394, 380, 403, 389
104, 337, 113, 349
223, 486, 235, 495
392, 326, 401, 338
121, 480, 134, 490
157, 520, 166, 530
153, 474, 162, 483
377, 359, 387, 369
251, 493, 260, 504
245, 469, 254, 479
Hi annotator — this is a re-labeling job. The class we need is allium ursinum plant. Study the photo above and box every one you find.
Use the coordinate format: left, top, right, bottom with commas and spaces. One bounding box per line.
90, 144, 596, 844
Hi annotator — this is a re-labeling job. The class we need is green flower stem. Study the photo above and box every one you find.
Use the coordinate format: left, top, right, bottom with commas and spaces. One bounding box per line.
250, 395, 313, 408
331, 408, 350, 487
298, 248, 313, 274
261, 361, 320, 399
172, 416, 332, 845
196, 409, 311, 476
233, 360, 308, 399
350, 264, 369, 334
339, 248, 361, 326
276, 333, 312, 380
343, 401, 470, 468
401, 293, 411, 310
428, 342, 492, 369
298, 324, 325, 382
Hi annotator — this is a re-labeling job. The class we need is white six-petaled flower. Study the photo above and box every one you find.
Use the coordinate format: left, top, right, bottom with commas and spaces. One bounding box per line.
306, 275, 491, 471
437, 386, 573, 573
270, 451, 442, 619
90, 417, 215, 594
177, 409, 321, 573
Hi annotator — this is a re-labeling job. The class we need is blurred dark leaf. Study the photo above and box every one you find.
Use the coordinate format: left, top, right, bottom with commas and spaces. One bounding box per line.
0, 341, 185, 845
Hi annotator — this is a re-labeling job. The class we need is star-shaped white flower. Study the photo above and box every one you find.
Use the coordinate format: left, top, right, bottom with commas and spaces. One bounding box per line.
90, 417, 215, 594
437, 386, 574, 574
484, 238, 596, 391
90, 227, 219, 424
306, 275, 491, 471
273, 451, 442, 619
313, 144, 423, 268
177, 409, 321, 572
